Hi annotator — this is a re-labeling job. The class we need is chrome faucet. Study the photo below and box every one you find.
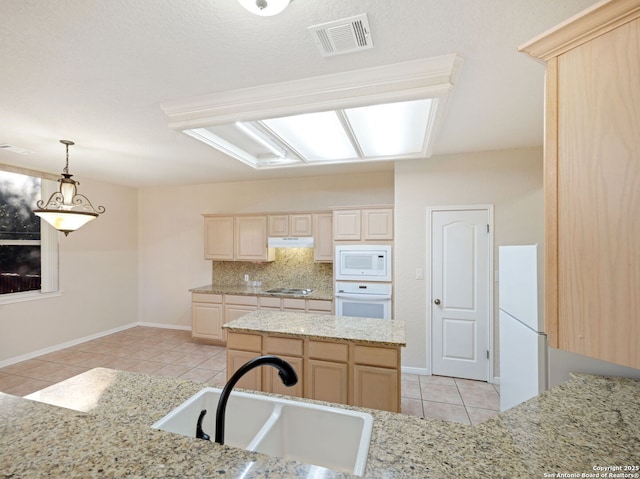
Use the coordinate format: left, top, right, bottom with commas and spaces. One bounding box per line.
214, 355, 298, 445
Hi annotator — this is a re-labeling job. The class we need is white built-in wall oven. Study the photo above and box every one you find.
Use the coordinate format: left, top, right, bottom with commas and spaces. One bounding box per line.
334, 245, 393, 319
335, 281, 392, 319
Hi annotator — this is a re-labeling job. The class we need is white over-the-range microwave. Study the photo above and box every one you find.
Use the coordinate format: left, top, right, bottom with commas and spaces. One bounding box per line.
334, 244, 392, 282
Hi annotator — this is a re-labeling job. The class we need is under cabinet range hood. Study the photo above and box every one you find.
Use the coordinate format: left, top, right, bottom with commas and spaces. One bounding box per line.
268, 237, 314, 248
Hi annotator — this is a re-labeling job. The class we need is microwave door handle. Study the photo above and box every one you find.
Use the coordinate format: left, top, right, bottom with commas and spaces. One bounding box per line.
334, 293, 391, 301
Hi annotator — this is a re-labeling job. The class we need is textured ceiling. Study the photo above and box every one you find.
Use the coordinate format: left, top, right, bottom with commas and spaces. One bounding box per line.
0, 0, 599, 187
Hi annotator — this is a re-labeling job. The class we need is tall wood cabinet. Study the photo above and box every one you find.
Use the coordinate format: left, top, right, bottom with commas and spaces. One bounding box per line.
520, 0, 640, 369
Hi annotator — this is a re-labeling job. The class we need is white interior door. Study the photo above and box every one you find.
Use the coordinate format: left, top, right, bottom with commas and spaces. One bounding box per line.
431, 208, 491, 381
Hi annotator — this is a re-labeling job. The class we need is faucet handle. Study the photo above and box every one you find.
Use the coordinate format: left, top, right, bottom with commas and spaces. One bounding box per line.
196, 409, 210, 441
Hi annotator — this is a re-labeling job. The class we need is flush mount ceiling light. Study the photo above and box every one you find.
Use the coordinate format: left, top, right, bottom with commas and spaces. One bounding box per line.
238, 0, 291, 16
34, 140, 105, 236
162, 54, 462, 169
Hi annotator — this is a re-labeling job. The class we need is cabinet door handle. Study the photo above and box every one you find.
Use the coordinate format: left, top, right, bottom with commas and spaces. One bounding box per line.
434, 298, 441, 305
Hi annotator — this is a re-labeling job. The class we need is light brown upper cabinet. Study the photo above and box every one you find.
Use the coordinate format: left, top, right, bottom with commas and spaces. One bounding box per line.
203, 216, 234, 260
520, 0, 640, 369
235, 216, 274, 261
363, 208, 394, 241
268, 214, 313, 237
290, 214, 313, 236
312, 213, 333, 262
203, 214, 274, 262
333, 207, 393, 241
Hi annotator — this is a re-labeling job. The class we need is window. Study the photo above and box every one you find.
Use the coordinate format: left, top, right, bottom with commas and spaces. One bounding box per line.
0, 169, 59, 301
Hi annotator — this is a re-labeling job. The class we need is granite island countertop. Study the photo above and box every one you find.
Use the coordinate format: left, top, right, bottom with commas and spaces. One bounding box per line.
224, 310, 406, 346
191, 284, 334, 301
1, 369, 639, 478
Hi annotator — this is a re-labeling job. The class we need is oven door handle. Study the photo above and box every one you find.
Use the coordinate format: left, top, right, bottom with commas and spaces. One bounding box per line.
334, 293, 392, 301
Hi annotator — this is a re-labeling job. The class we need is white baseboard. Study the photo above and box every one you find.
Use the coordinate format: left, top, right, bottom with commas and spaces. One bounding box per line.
0, 322, 137, 368
400, 367, 501, 385
0, 322, 192, 368
401, 366, 430, 376
137, 322, 191, 331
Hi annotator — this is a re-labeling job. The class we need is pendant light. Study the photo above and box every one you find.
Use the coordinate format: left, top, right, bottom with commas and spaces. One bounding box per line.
34, 140, 105, 236
238, 0, 291, 16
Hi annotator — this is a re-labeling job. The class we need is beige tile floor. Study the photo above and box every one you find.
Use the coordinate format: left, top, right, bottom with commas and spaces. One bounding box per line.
0, 326, 500, 425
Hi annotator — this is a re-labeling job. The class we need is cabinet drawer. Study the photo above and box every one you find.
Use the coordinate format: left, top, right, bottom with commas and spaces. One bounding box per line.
308, 341, 348, 362
227, 332, 261, 352
192, 293, 223, 303
225, 295, 258, 306
307, 299, 332, 312
282, 298, 306, 310
264, 336, 303, 356
259, 297, 282, 309
353, 345, 398, 368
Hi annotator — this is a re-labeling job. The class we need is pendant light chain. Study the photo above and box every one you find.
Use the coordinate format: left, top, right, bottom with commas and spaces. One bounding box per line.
61, 139, 75, 176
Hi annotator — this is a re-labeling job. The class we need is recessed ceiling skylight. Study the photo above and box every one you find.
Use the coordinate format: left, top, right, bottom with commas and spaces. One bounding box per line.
162, 55, 462, 169
262, 111, 358, 161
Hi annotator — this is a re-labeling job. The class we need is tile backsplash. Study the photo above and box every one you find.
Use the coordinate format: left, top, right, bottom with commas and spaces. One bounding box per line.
212, 248, 333, 293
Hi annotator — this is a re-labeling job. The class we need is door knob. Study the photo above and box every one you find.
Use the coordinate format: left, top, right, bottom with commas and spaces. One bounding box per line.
434, 298, 441, 305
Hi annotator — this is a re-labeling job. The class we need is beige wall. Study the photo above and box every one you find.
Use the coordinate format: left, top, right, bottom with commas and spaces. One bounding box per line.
1, 153, 541, 373
137, 172, 394, 328
0, 178, 138, 363
394, 147, 544, 376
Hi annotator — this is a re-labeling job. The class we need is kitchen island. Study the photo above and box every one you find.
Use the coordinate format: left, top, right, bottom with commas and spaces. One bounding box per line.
1, 368, 638, 478
223, 311, 405, 412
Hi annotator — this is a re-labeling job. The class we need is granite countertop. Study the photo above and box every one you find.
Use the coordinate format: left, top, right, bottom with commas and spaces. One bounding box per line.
224, 310, 406, 346
191, 284, 334, 301
1, 369, 639, 478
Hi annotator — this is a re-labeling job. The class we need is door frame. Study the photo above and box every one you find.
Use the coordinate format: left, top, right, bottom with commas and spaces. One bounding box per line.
426, 204, 495, 383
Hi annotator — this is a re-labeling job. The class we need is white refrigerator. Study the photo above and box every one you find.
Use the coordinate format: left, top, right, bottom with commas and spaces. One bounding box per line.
498, 244, 547, 412
499, 244, 640, 412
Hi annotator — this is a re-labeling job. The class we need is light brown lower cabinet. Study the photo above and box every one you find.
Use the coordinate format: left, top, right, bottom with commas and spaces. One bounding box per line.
225, 331, 401, 412
193, 295, 333, 345
263, 336, 304, 397
353, 365, 398, 412
305, 359, 349, 404
264, 355, 304, 397
352, 345, 400, 411
226, 332, 262, 390
305, 339, 349, 404
227, 349, 262, 390
191, 294, 225, 343
224, 295, 259, 326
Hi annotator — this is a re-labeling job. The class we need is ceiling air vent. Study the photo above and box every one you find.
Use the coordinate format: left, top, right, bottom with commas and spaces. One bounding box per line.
308, 14, 373, 57
0, 144, 32, 155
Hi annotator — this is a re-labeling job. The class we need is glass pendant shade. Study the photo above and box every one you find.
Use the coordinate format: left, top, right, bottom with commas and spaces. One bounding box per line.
238, 0, 290, 16
35, 210, 97, 235
33, 140, 105, 236
59, 176, 77, 205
